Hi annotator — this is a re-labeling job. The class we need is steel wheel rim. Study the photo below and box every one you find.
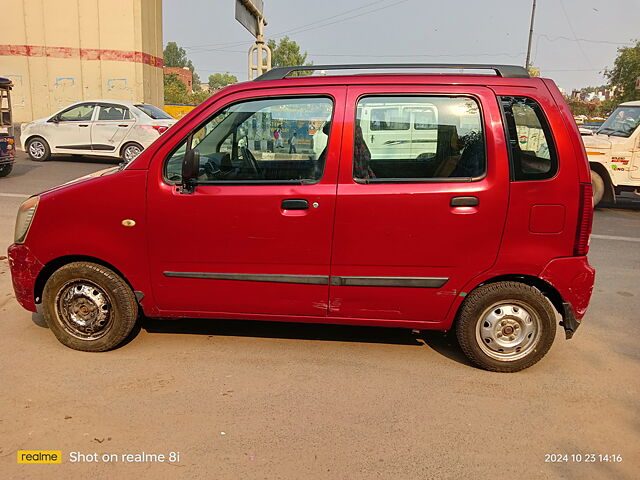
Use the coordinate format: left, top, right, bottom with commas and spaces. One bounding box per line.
475, 300, 541, 361
29, 141, 45, 158
124, 145, 141, 161
54, 280, 113, 340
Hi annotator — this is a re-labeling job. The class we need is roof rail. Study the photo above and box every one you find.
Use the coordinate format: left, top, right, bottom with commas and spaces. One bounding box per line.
254, 64, 530, 81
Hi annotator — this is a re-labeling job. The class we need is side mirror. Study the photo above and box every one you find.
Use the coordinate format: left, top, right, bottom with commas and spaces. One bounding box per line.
181, 149, 200, 193
49, 115, 59, 123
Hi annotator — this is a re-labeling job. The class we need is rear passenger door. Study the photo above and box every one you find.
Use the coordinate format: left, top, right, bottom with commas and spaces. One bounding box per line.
329, 85, 510, 323
91, 104, 135, 154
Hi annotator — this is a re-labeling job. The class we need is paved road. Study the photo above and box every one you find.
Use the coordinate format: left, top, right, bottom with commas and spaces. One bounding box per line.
1, 152, 638, 479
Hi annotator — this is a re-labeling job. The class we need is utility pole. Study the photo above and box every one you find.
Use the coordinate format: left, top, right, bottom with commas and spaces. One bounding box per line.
525, 0, 537, 69
235, 0, 271, 80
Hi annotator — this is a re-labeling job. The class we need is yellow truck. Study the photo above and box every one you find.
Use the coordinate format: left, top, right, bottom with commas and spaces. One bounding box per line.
582, 100, 640, 206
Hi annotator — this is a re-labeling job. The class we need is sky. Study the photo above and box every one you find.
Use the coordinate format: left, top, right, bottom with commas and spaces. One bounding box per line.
162, 0, 638, 93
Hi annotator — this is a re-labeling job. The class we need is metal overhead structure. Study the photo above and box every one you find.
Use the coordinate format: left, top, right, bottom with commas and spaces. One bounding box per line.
236, 0, 271, 80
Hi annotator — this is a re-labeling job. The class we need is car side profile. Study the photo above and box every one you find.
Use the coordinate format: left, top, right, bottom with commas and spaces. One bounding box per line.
20, 100, 176, 162
8, 64, 595, 372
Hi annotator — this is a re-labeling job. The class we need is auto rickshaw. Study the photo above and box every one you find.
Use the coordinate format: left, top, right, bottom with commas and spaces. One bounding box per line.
0, 77, 15, 177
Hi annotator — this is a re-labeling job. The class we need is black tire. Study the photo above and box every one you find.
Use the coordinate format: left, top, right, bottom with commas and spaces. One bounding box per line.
42, 262, 138, 351
455, 281, 556, 372
120, 142, 143, 162
26, 136, 51, 162
590, 169, 605, 207
0, 162, 12, 177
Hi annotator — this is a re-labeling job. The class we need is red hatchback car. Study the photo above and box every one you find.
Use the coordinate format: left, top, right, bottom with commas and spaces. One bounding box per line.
8, 64, 595, 372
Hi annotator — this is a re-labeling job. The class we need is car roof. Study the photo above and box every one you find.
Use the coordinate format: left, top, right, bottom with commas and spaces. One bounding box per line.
220, 73, 547, 97
64, 100, 147, 109
620, 100, 640, 107
219, 63, 547, 93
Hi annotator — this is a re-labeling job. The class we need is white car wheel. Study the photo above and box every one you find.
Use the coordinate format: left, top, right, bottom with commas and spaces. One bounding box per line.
122, 143, 143, 162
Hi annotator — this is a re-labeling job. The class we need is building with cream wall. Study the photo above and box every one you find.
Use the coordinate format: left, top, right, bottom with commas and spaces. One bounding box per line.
0, 0, 163, 127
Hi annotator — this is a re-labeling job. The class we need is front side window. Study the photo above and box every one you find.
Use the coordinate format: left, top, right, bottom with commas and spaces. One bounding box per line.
98, 105, 131, 121
166, 97, 333, 184
500, 96, 557, 181
354, 96, 486, 182
597, 106, 640, 138
57, 104, 94, 122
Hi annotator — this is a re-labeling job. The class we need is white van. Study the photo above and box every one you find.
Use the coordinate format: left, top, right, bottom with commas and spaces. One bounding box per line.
582, 100, 640, 206
313, 98, 483, 164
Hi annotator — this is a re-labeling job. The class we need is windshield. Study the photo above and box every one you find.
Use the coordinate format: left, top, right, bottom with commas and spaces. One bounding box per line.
597, 106, 640, 137
135, 104, 173, 120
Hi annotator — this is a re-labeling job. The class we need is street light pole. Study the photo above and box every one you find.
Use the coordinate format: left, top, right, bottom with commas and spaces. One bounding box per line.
525, 0, 537, 69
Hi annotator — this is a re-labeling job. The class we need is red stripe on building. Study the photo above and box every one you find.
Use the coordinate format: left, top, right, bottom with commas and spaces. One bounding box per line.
0, 44, 163, 68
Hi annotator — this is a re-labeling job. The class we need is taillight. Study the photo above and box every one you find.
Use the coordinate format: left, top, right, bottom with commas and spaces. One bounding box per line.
141, 125, 169, 135
574, 182, 593, 256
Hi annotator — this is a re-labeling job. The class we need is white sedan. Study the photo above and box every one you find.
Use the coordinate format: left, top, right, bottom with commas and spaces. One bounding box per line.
20, 100, 177, 162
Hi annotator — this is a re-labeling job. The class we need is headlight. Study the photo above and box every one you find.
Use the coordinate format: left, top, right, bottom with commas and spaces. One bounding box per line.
14, 195, 39, 244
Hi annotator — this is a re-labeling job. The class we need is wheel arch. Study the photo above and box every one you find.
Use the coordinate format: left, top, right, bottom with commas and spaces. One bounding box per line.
589, 161, 616, 204
24, 134, 49, 148
455, 274, 565, 324
34, 255, 136, 305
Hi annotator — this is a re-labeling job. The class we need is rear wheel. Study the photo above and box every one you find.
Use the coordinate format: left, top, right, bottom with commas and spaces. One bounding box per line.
590, 169, 605, 207
26, 137, 51, 162
0, 162, 12, 177
42, 262, 139, 351
456, 281, 556, 372
121, 142, 143, 162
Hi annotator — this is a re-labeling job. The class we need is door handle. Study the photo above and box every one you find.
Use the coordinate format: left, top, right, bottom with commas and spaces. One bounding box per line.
118, 124, 129, 127
79, 124, 89, 127
281, 199, 309, 210
450, 196, 479, 207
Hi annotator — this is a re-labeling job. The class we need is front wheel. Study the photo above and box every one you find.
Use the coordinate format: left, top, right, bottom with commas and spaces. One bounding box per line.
456, 282, 556, 372
0, 162, 13, 177
42, 262, 139, 351
26, 137, 51, 162
590, 169, 605, 207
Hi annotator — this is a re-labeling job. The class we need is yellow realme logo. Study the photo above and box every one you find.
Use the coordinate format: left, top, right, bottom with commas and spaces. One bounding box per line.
17, 450, 62, 464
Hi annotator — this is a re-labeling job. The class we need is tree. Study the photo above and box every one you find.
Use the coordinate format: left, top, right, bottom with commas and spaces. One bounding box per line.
267, 36, 312, 74
164, 74, 188, 104
163, 41, 201, 91
208, 73, 238, 90
605, 39, 640, 103
164, 74, 211, 105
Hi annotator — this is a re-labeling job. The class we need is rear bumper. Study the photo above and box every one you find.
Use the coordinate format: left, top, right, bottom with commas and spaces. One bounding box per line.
540, 256, 595, 321
7, 244, 43, 312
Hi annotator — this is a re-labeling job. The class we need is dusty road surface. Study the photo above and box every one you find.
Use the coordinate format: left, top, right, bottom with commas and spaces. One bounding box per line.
1, 152, 639, 479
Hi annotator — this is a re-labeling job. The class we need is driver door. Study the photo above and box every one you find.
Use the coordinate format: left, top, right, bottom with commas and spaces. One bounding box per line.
146, 87, 346, 317
49, 103, 96, 152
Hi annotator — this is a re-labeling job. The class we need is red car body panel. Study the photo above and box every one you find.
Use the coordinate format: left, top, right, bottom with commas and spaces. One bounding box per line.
7, 73, 595, 333
329, 85, 509, 322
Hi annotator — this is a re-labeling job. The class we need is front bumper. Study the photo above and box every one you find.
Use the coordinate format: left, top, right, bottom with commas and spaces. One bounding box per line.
7, 244, 43, 312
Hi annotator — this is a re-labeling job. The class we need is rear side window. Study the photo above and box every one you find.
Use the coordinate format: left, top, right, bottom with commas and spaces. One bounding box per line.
353, 96, 486, 182
98, 105, 131, 121
500, 96, 558, 181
